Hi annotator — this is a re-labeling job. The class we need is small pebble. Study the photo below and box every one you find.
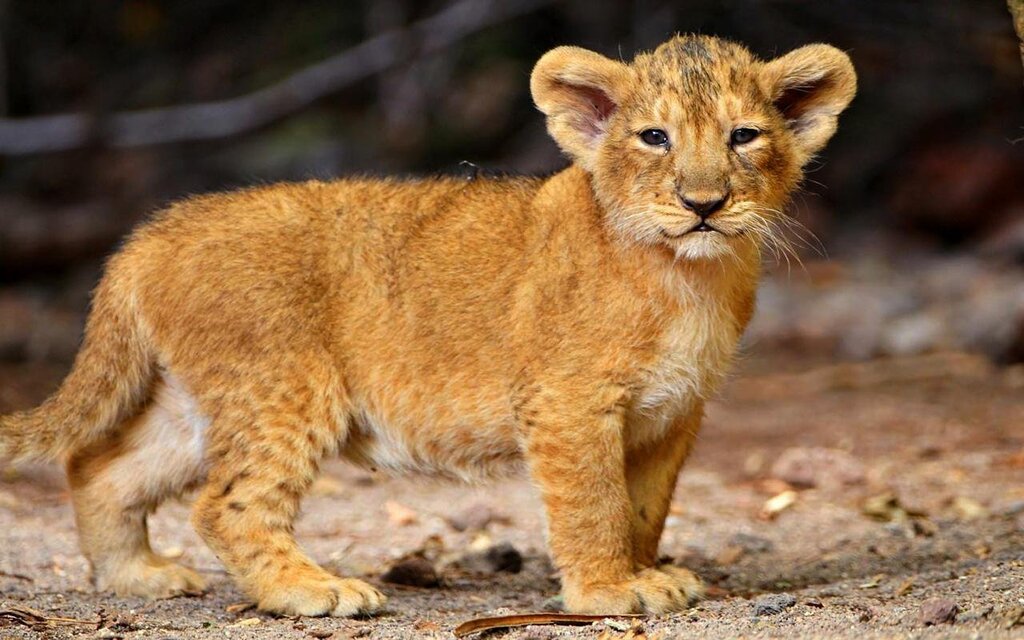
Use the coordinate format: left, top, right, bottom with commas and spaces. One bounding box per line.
447, 502, 511, 532
729, 532, 773, 554
958, 605, 993, 623
381, 556, 441, 587
770, 447, 866, 489
999, 500, 1024, 516
541, 595, 564, 612
455, 541, 523, 574
918, 598, 958, 626
603, 619, 631, 632
754, 593, 797, 616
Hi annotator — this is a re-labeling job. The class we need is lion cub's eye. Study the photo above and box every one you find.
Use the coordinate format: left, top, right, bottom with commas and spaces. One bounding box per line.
730, 127, 760, 146
639, 129, 669, 146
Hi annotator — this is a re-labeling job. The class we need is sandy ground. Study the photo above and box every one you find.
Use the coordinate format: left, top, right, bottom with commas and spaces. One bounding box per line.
1, 350, 1023, 639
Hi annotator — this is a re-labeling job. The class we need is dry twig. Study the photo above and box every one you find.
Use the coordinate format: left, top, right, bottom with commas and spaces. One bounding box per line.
0, 0, 555, 154
0, 605, 99, 632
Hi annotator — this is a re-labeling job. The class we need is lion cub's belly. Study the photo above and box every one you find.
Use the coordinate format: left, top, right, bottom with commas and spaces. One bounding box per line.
340, 408, 525, 482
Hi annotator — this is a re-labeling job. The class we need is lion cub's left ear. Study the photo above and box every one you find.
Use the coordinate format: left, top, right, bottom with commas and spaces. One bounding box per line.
531, 46, 631, 171
761, 44, 857, 163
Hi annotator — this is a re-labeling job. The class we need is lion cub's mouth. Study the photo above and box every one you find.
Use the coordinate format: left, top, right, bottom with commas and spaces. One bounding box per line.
660, 221, 724, 239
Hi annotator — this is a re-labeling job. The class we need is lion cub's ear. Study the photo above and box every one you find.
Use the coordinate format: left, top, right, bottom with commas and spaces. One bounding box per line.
531, 46, 631, 171
761, 44, 857, 162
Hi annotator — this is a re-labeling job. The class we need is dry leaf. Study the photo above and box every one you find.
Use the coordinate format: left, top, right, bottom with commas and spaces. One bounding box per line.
311, 475, 346, 497
385, 500, 418, 526
603, 618, 632, 632
453, 613, 642, 637
414, 619, 441, 632
858, 573, 885, 589
0, 605, 98, 631
229, 617, 262, 628
760, 490, 797, 520
0, 489, 20, 510
1002, 450, 1024, 469
715, 545, 746, 565
951, 496, 988, 521
1003, 606, 1024, 629
225, 602, 255, 614
895, 577, 915, 596
468, 532, 494, 552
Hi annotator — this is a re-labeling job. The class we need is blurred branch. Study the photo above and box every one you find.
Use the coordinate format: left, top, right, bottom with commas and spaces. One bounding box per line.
0, 0, 555, 155
1011, 0, 1024, 76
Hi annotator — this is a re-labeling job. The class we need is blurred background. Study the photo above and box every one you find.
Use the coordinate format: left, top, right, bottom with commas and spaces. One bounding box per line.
0, 0, 1022, 374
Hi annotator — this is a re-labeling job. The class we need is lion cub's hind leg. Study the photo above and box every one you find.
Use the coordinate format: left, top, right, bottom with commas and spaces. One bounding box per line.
189, 356, 386, 617
67, 374, 207, 598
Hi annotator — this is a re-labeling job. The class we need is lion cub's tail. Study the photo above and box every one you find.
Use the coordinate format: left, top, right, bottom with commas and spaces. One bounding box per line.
0, 272, 154, 463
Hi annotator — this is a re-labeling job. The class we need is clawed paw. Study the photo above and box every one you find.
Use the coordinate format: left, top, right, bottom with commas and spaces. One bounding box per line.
98, 555, 206, 599
257, 571, 386, 617
564, 566, 703, 615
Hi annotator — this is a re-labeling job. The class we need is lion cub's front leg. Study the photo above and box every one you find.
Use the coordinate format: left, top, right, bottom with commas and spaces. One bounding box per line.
522, 385, 700, 614
624, 409, 705, 601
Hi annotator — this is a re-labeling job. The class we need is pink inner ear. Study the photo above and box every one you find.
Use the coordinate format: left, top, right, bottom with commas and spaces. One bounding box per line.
558, 81, 617, 138
580, 84, 617, 121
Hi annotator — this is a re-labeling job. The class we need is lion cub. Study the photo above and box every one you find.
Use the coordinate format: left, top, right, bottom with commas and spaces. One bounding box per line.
0, 35, 854, 616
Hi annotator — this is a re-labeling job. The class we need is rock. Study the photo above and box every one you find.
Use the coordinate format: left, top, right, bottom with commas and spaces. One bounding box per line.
999, 500, 1024, 516
918, 598, 958, 626
446, 503, 509, 532
541, 595, 564, 612
958, 605, 993, 623
770, 447, 866, 489
879, 312, 948, 357
728, 532, 773, 554
380, 556, 441, 587
454, 541, 523, 574
753, 593, 797, 616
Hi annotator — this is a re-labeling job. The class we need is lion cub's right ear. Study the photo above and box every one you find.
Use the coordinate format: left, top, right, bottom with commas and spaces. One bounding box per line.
531, 47, 631, 171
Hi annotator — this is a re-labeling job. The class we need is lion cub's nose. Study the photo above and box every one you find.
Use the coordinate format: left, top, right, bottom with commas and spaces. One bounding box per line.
680, 193, 728, 219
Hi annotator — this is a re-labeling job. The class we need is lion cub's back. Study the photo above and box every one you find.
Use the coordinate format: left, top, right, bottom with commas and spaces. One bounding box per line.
117, 176, 542, 361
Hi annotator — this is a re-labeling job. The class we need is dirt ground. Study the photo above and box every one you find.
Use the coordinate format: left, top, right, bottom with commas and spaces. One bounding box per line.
1, 350, 1023, 639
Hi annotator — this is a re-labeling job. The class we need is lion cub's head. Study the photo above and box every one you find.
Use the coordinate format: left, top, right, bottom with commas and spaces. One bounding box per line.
531, 35, 856, 260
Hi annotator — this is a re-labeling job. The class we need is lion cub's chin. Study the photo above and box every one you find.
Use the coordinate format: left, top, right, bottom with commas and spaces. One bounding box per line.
668, 231, 737, 261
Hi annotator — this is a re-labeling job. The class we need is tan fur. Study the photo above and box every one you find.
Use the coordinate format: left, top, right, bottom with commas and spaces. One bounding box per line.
0, 35, 855, 616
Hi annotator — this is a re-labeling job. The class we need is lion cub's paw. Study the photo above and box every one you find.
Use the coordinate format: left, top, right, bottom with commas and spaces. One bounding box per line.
652, 565, 704, 603
258, 572, 386, 617
564, 566, 703, 615
100, 556, 207, 599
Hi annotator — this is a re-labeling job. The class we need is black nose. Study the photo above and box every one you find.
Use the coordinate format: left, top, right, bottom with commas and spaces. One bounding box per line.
681, 195, 727, 219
